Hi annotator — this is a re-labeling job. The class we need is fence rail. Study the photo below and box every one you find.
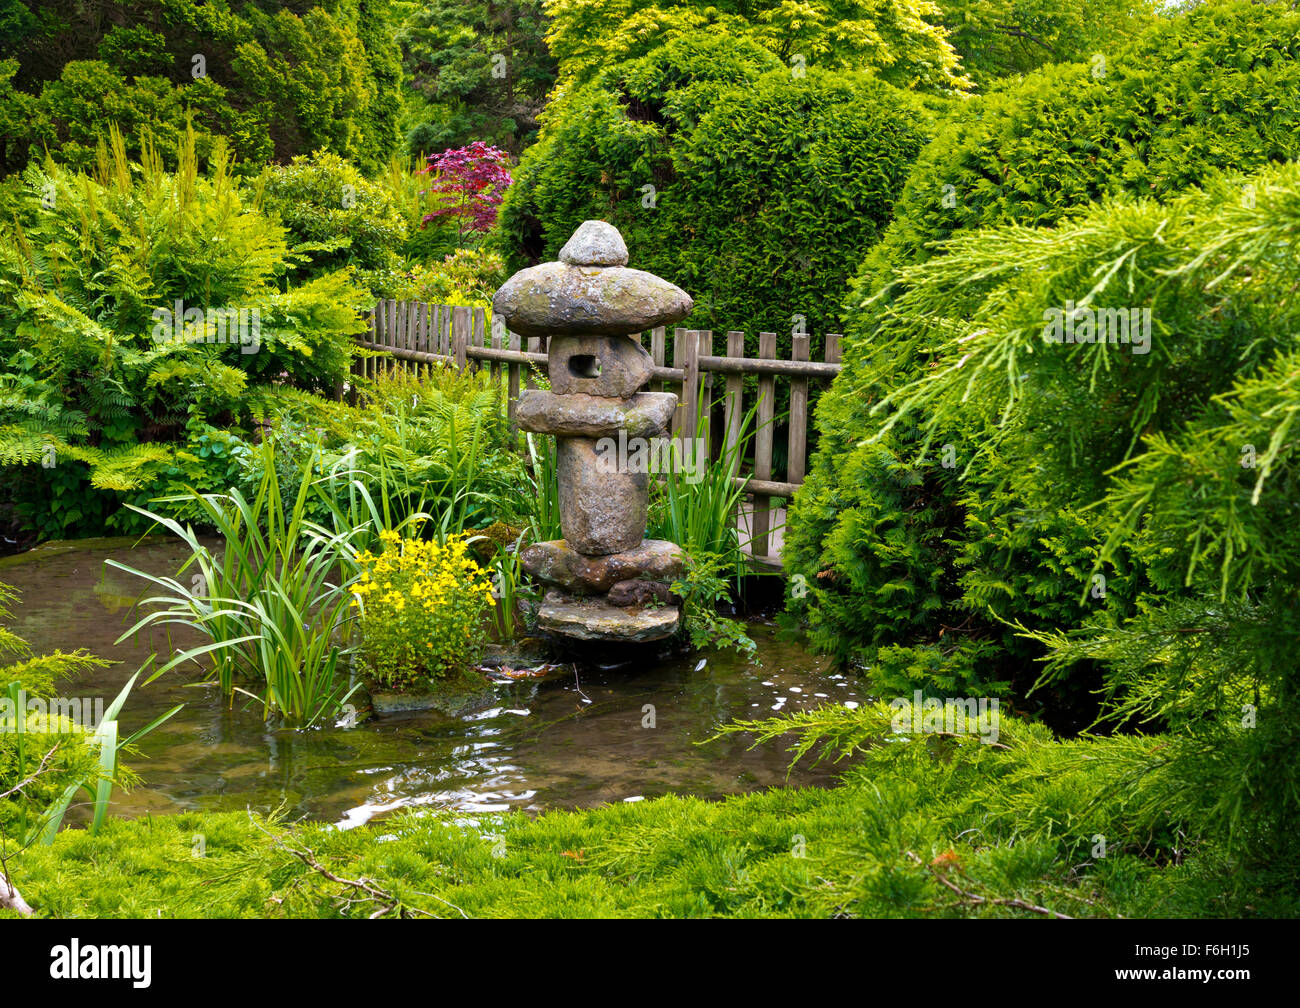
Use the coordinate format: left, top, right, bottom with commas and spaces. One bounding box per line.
356, 300, 842, 565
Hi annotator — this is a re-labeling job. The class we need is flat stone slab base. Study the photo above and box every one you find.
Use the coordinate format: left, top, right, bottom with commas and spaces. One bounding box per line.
537, 594, 679, 642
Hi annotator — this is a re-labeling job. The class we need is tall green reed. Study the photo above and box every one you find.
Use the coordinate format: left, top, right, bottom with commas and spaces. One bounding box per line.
110, 440, 375, 727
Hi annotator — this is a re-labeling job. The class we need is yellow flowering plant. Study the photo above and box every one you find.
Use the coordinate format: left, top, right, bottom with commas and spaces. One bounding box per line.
352, 531, 496, 691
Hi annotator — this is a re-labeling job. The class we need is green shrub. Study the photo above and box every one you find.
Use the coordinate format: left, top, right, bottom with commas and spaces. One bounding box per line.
398, 248, 507, 306
0, 130, 368, 539
543, 0, 971, 95
857, 0, 1300, 293
353, 531, 495, 691
0, 583, 106, 840
0, 0, 401, 175
792, 156, 1300, 862
248, 368, 527, 537
498, 33, 933, 366
256, 150, 409, 293
932, 0, 1157, 86
788, 0, 1300, 704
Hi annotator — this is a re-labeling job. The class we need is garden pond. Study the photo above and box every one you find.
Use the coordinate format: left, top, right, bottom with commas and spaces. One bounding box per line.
0, 537, 860, 828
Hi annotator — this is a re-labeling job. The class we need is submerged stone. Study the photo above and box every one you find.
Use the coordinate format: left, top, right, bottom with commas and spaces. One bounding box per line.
606, 579, 675, 607
516, 390, 677, 439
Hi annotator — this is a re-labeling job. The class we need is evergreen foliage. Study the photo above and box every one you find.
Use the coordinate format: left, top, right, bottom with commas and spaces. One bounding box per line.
0, 0, 402, 174
0, 129, 369, 538
497, 34, 932, 362
787, 157, 1300, 865
856, 0, 1300, 294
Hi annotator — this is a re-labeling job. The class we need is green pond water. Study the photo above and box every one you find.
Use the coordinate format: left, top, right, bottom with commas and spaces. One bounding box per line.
0, 537, 861, 828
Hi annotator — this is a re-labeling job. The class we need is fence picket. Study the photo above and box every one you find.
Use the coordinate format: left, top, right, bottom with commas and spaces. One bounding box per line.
507, 330, 521, 433
723, 331, 745, 463
651, 326, 667, 395
788, 331, 810, 486
751, 331, 777, 558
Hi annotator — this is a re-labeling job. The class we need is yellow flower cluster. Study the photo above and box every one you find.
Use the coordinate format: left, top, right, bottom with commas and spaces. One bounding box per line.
352, 531, 495, 691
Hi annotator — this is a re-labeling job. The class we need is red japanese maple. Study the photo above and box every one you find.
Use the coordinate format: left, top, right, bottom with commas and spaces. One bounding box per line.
418, 142, 513, 239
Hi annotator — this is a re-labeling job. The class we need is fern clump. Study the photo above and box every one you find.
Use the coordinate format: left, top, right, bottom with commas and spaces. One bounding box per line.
0, 127, 370, 539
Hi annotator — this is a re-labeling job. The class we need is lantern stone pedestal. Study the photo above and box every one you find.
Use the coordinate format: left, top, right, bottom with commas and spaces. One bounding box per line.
492, 221, 693, 643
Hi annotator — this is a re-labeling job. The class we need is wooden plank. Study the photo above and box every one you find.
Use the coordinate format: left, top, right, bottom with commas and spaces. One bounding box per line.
670, 328, 685, 439
696, 355, 839, 378
452, 306, 470, 373
698, 330, 713, 459
733, 476, 800, 498
469, 308, 483, 373
507, 329, 521, 435
525, 336, 540, 389
386, 299, 398, 378
405, 300, 417, 377
416, 301, 429, 380
750, 331, 777, 557
392, 299, 403, 378
490, 315, 503, 383
723, 330, 745, 464
788, 331, 810, 486
825, 332, 842, 365
367, 303, 379, 383
651, 326, 667, 395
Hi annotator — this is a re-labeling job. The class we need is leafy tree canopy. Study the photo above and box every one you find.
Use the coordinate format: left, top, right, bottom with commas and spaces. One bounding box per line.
543, 0, 972, 95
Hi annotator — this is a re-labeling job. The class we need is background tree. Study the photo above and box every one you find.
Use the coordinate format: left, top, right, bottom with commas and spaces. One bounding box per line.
0, 0, 402, 174
497, 33, 933, 366
395, 0, 556, 156
543, 0, 972, 94
933, 0, 1157, 85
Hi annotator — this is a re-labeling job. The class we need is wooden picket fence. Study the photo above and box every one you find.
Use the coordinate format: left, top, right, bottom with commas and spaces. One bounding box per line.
355, 300, 842, 566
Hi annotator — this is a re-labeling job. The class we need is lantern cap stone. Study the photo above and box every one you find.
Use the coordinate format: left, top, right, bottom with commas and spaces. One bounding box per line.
559, 220, 628, 267
492, 222, 693, 338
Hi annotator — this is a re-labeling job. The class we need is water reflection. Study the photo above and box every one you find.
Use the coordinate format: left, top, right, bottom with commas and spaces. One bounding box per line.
0, 537, 862, 827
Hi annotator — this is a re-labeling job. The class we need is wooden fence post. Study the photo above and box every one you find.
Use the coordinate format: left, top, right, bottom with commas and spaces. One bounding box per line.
452, 306, 469, 373
681, 329, 700, 440
788, 331, 810, 486
651, 326, 667, 395
750, 331, 777, 558
490, 316, 504, 384
388, 299, 400, 380
698, 330, 713, 458
723, 331, 745, 464
527, 337, 541, 388
507, 329, 521, 434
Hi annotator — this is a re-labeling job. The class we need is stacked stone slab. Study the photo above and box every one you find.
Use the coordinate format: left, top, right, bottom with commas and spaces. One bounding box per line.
492, 221, 693, 642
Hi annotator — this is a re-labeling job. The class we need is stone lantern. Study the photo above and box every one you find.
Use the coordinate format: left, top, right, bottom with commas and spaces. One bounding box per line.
492, 221, 693, 642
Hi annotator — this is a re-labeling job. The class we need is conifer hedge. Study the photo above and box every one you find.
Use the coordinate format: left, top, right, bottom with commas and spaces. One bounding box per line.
496, 34, 933, 363
787, 1, 1300, 731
